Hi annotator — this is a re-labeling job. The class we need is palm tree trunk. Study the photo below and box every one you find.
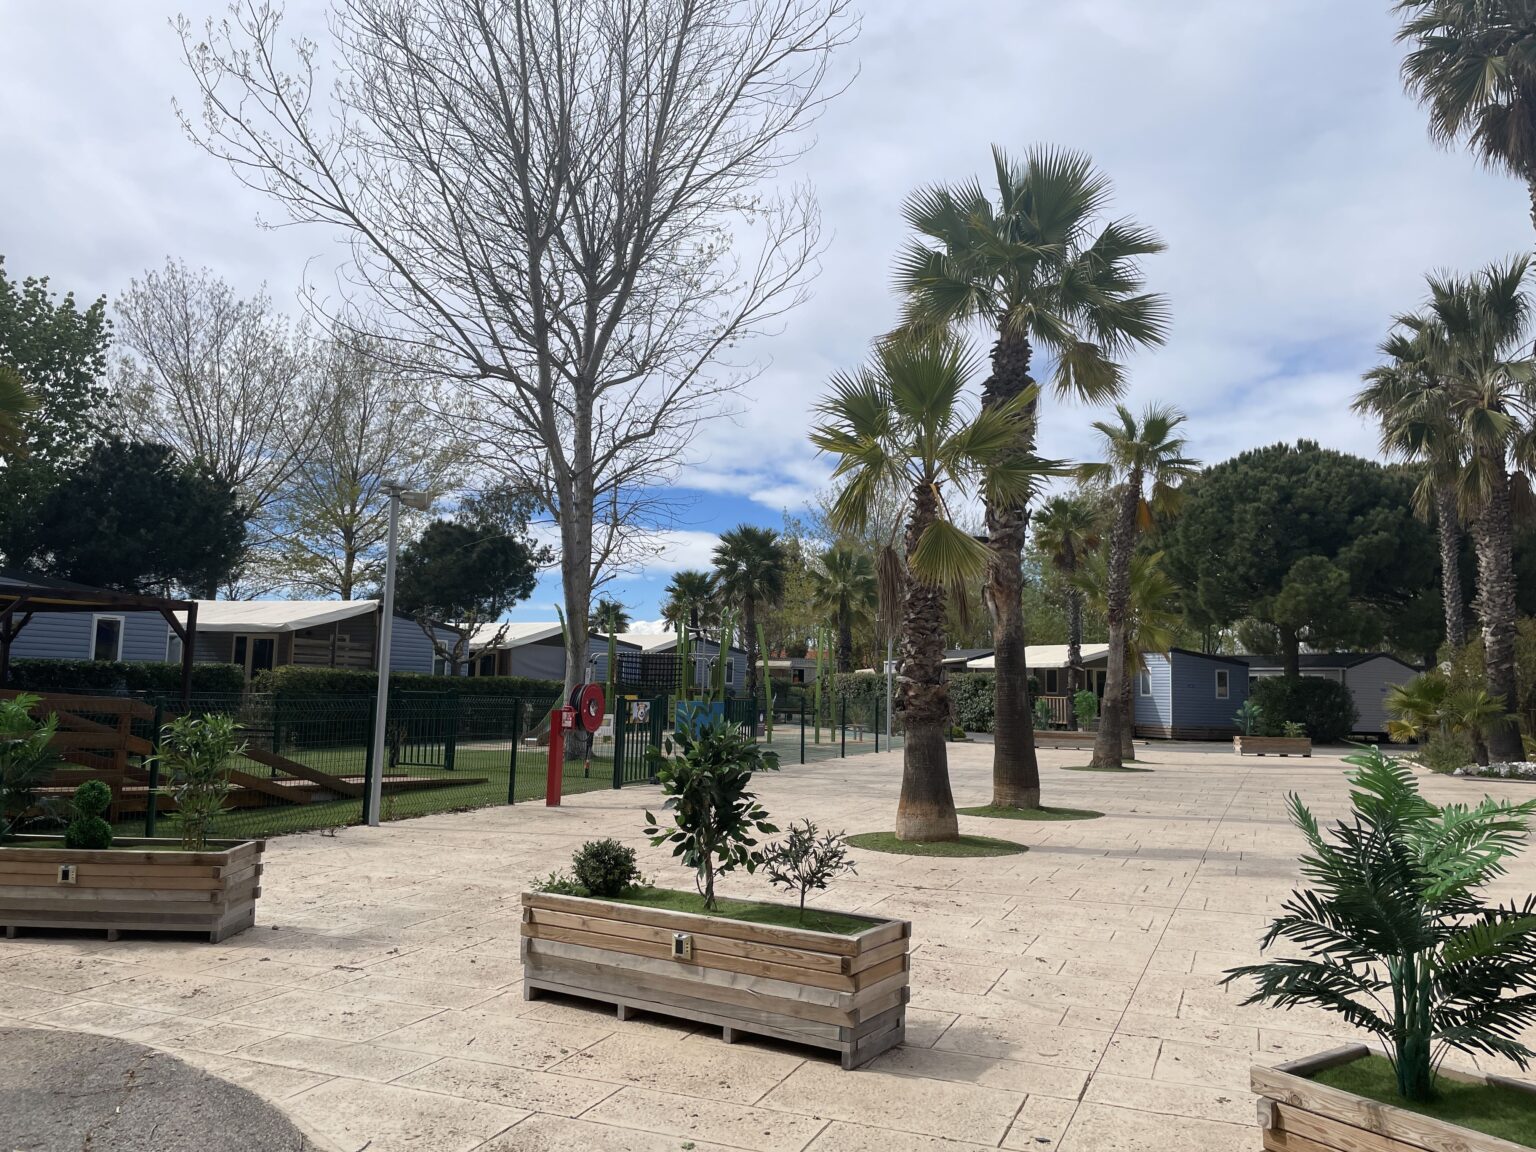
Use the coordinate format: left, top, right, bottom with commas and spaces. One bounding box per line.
1120, 645, 1136, 761
743, 597, 758, 704
836, 608, 853, 674
1092, 476, 1141, 769
1471, 456, 1523, 761
1435, 485, 1466, 653
1066, 576, 1083, 729
896, 480, 958, 841
982, 331, 1041, 809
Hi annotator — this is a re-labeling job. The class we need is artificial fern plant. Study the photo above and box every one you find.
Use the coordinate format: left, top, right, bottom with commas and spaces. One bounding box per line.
1223, 746, 1536, 1102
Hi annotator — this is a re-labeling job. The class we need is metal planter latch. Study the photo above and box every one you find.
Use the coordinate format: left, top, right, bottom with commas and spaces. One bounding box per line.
671, 932, 693, 960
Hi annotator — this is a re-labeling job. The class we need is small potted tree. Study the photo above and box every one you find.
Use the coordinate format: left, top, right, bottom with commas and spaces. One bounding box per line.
1225, 746, 1536, 1149
521, 715, 911, 1067
1232, 701, 1312, 757
0, 706, 267, 943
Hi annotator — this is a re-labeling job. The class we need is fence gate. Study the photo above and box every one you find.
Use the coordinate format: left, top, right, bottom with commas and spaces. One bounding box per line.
610, 694, 666, 787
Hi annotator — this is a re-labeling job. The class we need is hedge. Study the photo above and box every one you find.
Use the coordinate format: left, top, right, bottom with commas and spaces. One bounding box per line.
1249, 675, 1358, 743
253, 664, 563, 701
7, 659, 246, 697
949, 672, 995, 733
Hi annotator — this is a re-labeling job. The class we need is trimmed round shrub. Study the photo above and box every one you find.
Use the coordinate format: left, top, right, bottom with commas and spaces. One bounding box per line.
63, 779, 114, 850
570, 838, 640, 897
1249, 675, 1358, 743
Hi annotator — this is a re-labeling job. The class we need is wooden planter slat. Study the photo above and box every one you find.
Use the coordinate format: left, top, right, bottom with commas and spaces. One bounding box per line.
1235, 736, 1313, 757
1251, 1046, 1536, 1152
0, 836, 264, 943
520, 891, 910, 1068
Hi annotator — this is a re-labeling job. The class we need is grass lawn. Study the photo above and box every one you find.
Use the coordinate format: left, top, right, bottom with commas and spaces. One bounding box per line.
4, 837, 195, 852
1061, 764, 1154, 773
1312, 1054, 1536, 1147
958, 804, 1104, 821
606, 886, 878, 935
846, 831, 1027, 857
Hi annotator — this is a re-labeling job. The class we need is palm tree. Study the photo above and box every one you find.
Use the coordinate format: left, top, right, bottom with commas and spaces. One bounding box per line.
661, 570, 718, 638
1400, 258, 1536, 761
1355, 329, 1469, 652
811, 334, 1046, 836
0, 366, 36, 459
895, 146, 1168, 810
811, 543, 877, 673
712, 526, 787, 706
1032, 493, 1104, 718
1079, 404, 1198, 768
591, 597, 629, 703
1396, 1, 1536, 231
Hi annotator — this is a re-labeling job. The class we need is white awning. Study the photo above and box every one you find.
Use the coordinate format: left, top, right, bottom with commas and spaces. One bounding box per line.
966, 643, 1110, 672
174, 600, 380, 634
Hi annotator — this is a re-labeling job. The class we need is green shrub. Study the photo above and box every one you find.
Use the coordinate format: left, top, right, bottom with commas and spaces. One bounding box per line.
1032, 697, 1054, 730
570, 838, 640, 897
253, 665, 561, 701
763, 820, 856, 921
1249, 676, 1358, 743
1233, 699, 1263, 736
155, 713, 246, 850
63, 780, 113, 850
8, 659, 245, 696
532, 869, 585, 895
1072, 691, 1098, 727
1416, 730, 1477, 774
0, 695, 61, 841
948, 672, 994, 733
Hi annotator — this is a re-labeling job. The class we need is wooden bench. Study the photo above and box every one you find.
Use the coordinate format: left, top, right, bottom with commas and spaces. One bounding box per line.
1033, 731, 1099, 749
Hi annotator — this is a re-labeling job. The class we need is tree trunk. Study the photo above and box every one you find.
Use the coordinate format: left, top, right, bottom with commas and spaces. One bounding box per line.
1435, 485, 1466, 654
895, 481, 958, 841
743, 596, 758, 703
560, 468, 595, 757
836, 610, 853, 674
1279, 626, 1300, 680
1471, 455, 1523, 761
982, 331, 1041, 809
1120, 645, 1136, 761
1092, 476, 1141, 769
1066, 575, 1083, 729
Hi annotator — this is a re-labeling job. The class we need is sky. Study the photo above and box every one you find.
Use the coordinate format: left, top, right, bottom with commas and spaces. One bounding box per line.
2, 1, 1531, 626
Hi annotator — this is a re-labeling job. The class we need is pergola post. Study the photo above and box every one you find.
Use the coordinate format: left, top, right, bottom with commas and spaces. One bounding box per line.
180, 601, 197, 708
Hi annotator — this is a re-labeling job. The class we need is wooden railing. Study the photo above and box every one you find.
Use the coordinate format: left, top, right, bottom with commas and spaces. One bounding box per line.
1036, 695, 1073, 726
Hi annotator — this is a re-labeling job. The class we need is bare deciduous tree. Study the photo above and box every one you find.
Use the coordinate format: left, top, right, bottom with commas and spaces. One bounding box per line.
113, 257, 312, 593
275, 337, 466, 599
177, 0, 855, 698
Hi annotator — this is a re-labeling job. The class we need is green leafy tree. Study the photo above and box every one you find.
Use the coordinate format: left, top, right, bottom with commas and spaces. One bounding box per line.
0, 694, 60, 842
811, 543, 877, 673
0, 366, 38, 460
895, 146, 1168, 819
1396, 0, 1536, 231
1163, 441, 1438, 677
1079, 404, 1197, 768
642, 716, 780, 909
661, 570, 720, 639
1032, 493, 1105, 710
1224, 746, 1536, 1102
713, 526, 787, 702
156, 712, 247, 851
4, 438, 246, 595
812, 334, 1048, 836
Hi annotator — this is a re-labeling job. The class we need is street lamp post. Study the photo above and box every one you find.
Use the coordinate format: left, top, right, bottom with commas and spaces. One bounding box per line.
367, 479, 431, 828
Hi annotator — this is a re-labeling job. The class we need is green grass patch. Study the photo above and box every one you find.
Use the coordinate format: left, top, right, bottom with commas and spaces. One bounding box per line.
2, 837, 193, 852
606, 886, 877, 935
1060, 764, 1154, 773
1312, 1053, 1536, 1147
845, 831, 1027, 857
958, 804, 1103, 821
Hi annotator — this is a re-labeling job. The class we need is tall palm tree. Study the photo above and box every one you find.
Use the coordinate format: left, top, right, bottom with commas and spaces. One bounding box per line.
895, 146, 1169, 809
0, 366, 37, 459
1355, 327, 1470, 653
1032, 493, 1105, 717
811, 543, 877, 673
1396, 1, 1536, 231
812, 334, 1046, 837
1079, 404, 1198, 768
712, 526, 787, 705
1401, 258, 1536, 760
661, 570, 718, 638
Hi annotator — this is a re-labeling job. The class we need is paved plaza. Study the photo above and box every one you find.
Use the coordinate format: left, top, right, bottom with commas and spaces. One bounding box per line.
2, 741, 1533, 1152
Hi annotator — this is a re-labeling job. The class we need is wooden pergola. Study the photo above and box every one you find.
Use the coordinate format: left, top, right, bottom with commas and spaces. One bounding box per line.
0, 572, 199, 705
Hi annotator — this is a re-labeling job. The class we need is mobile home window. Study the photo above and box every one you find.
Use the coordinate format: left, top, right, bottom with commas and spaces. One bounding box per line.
1137, 669, 1152, 697
724, 659, 735, 685
1044, 669, 1059, 695
1215, 669, 1230, 699
166, 632, 183, 664
91, 616, 124, 661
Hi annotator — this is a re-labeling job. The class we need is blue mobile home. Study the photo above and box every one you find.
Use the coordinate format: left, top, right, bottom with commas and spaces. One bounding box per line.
1133, 648, 1250, 739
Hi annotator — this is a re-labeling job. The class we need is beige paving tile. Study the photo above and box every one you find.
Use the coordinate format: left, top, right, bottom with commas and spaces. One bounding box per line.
806, 1121, 997, 1151
0, 951, 145, 993
363, 945, 522, 989
342, 974, 501, 1010
200, 956, 367, 990
205, 1055, 334, 1100
901, 1006, 956, 1048
394, 1057, 620, 1116
124, 1018, 278, 1054
24, 999, 176, 1036
934, 1014, 1108, 1069
1001, 1095, 1076, 1150
476, 1113, 748, 1151
1085, 1072, 1253, 1124
219, 986, 441, 1041
380, 1008, 611, 1070
555, 1030, 803, 1103
909, 956, 1004, 996
759, 1060, 1022, 1144
866, 1044, 1088, 1100
0, 983, 75, 1020
583, 1085, 828, 1152
1096, 1033, 1162, 1078
1055, 1102, 1249, 1151
238, 1032, 441, 1081
284, 1076, 525, 1152
1150, 1038, 1251, 1090
86, 971, 286, 1017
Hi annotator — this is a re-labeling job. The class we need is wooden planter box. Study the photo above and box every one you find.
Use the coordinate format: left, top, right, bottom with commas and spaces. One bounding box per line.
0, 836, 264, 943
1254, 1044, 1536, 1152
1036, 731, 1100, 749
1234, 735, 1313, 757
520, 891, 910, 1069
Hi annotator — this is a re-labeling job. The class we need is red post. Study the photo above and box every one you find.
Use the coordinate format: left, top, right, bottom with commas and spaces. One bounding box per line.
547, 707, 575, 806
